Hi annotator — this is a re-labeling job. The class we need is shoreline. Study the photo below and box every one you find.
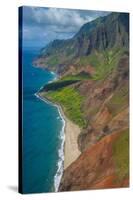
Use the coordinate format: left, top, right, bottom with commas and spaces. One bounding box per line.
56, 103, 81, 170
35, 91, 81, 189
34, 70, 81, 191
34, 92, 65, 192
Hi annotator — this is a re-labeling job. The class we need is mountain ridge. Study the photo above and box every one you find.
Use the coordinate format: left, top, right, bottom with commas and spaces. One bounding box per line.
34, 12, 129, 75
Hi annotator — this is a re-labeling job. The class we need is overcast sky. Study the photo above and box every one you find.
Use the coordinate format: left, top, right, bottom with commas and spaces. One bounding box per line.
22, 6, 110, 49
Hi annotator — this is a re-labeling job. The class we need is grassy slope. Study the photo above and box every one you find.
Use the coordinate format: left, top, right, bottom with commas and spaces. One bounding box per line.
60, 73, 90, 81
40, 73, 89, 127
43, 86, 86, 128
76, 48, 126, 81
107, 84, 129, 116
113, 129, 129, 181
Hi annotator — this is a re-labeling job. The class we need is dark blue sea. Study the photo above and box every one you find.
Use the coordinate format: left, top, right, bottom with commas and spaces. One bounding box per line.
22, 48, 65, 194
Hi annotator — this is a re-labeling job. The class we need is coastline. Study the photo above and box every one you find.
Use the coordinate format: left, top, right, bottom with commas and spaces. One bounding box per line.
56, 103, 81, 169
34, 92, 65, 192
34, 70, 81, 191
35, 90, 81, 189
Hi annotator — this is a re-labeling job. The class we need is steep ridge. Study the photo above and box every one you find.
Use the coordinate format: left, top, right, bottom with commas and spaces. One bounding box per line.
34, 12, 129, 75
35, 12, 129, 190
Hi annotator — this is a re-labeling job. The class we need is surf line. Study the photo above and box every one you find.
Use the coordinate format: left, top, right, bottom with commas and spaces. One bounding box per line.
34, 72, 65, 192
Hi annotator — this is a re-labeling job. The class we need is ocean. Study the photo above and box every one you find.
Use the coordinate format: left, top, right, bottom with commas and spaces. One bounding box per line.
22, 48, 65, 193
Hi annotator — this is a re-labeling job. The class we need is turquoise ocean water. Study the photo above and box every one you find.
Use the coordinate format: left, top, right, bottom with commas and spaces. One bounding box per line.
22, 48, 65, 193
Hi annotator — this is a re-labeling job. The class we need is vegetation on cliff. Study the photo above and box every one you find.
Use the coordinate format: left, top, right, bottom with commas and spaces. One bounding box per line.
34, 12, 129, 75
113, 129, 129, 182
40, 73, 89, 127
41, 86, 86, 128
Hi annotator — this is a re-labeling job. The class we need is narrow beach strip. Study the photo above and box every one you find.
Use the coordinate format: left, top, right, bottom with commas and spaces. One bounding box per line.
64, 118, 81, 169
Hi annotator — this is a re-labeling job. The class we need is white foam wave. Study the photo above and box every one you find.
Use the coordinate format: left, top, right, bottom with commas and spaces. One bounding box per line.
53, 106, 65, 192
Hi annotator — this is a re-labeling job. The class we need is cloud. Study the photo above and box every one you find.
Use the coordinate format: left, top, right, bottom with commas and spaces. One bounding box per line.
22, 6, 110, 48
24, 7, 91, 27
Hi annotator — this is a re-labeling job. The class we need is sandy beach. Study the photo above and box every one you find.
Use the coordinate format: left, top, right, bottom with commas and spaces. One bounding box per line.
63, 117, 81, 169
39, 93, 81, 171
